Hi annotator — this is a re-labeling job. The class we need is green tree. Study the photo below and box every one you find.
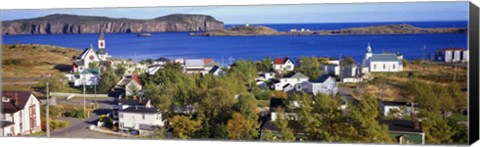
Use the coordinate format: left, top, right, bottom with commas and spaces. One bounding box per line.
341, 57, 356, 66
197, 87, 238, 124
150, 127, 167, 139
293, 92, 358, 142
226, 112, 256, 140
347, 93, 394, 143
272, 108, 296, 141
37, 75, 69, 92
88, 61, 99, 69
170, 115, 202, 139
257, 56, 273, 72
98, 68, 119, 93
419, 109, 454, 144
296, 56, 322, 79
144, 82, 171, 111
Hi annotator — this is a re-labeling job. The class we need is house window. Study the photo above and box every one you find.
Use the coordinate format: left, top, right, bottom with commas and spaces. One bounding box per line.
119, 114, 123, 118
383, 64, 386, 70
119, 123, 124, 128
142, 114, 145, 120
393, 64, 396, 69
373, 64, 376, 70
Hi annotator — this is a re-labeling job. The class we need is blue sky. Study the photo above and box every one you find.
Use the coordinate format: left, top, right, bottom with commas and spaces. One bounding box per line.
0, 1, 469, 24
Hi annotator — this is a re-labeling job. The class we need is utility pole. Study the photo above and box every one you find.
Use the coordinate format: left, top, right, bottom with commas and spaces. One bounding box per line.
83, 77, 86, 118
46, 82, 50, 137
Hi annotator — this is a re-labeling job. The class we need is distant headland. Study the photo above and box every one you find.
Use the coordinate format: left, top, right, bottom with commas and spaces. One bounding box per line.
190, 23, 467, 36
2, 14, 224, 35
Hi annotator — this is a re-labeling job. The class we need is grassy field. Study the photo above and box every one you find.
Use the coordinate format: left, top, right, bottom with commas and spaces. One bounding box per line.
2, 44, 81, 78
360, 60, 467, 101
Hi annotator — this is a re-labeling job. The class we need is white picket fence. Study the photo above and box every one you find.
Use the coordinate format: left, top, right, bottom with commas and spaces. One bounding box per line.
50, 92, 108, 100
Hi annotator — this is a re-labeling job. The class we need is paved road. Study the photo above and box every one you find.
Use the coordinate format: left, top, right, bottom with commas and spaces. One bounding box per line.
50, 97, 119, 138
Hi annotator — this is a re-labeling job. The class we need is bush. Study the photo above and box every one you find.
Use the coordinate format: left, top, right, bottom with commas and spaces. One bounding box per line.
64, 108, 86, 118
3, 59, 22, 65
42, 119, 70, 131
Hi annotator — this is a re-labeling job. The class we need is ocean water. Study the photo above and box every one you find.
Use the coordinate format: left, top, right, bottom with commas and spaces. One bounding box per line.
2, 21, 468, 64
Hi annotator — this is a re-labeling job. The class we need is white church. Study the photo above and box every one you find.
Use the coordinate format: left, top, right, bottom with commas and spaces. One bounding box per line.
362, 43, 404, 73
68, 31, 112, 86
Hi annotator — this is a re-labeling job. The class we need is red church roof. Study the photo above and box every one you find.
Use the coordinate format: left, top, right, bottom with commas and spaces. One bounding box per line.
273, 57, 290, 64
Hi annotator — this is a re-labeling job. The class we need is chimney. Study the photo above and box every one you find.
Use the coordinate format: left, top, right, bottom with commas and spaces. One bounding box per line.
133, 95, 137, 100
14, 93, 19, 106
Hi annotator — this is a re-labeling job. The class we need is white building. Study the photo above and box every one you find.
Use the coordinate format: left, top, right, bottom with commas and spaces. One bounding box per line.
118, 106, 166, 135
1, 92, 41, 136
434, 48, 469, 63
71, 68, 100, 87
302, 74, 338, 95
380, 101, 418, 118
340, 65, 363, 83
272, 57, 295, 72
363, 43, 404, 72
184, 59, 206, 74
273, 72, 309, 91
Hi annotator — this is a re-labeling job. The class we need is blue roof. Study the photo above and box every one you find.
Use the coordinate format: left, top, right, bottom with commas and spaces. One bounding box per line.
310, 74, 331, 83
370, 54, 401, 62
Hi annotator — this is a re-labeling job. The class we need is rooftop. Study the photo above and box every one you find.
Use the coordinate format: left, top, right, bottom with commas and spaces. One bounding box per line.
379, 120, 423, 133
120, 106, 160, 114
185, 59, 204, 67
273, 57, 291, 64
310, 74, 331, 83
1, 121, 15, 128
286, 72, 309, 79
2, 91, 38, 114
370, 54, 401, 62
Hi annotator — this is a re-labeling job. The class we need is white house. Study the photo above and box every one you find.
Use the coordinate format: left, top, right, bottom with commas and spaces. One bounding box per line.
321, 64, 340, 76
340, 65, 363, 83
273, 57, 295, 72
147, 65, 164, 75
125, 75, 143, 97
1, 92, 41, 136
208, 65, 222, 76
72, 68, 100, 86
184, 59, 206, 74
434, 48, 469, 63
302, 74, 338, 95
380, 101, 418, 118
152, 57, 171, 66
273, 72, 309, 91
118, 106, 166, 135
363, 43, 404, 72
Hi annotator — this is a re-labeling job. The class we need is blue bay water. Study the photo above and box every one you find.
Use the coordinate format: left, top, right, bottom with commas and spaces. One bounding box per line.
2, 21, 467, 64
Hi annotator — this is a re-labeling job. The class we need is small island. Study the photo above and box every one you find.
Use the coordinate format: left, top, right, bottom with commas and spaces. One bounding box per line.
190, 23, 467, 36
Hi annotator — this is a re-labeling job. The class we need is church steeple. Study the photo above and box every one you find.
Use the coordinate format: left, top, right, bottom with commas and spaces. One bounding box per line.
98, 31, 105, 49
366, 42, 372, 53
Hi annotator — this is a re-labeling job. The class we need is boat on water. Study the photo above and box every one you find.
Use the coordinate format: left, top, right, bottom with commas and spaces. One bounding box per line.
137, 33, 152, 37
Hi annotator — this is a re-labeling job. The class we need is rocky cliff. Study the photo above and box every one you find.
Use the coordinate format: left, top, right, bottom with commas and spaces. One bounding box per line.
192, 24, 467, 36
2, 14, 224, 35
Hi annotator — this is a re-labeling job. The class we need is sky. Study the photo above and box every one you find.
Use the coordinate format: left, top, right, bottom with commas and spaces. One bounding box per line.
0, 1, 469, 24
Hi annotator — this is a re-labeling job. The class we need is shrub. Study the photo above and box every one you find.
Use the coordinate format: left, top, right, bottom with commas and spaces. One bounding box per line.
42, 119, 70, 131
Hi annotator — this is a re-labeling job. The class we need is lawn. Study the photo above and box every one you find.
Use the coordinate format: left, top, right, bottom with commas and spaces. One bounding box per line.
359, 60, 467, 102
2, 44, 81, 78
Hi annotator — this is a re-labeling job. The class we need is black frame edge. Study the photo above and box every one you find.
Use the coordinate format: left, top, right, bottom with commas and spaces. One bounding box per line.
469, 1, 480, 145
